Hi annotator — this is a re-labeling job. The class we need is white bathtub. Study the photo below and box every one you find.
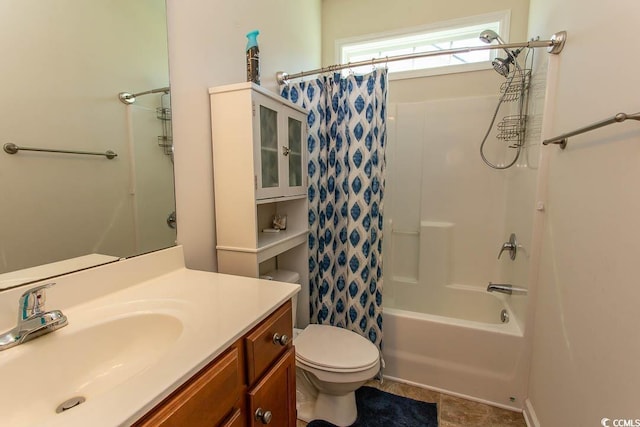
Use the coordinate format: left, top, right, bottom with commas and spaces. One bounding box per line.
382, 286, 527, 410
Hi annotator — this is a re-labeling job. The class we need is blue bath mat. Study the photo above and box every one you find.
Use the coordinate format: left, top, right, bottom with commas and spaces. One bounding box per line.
307, 386, 438, 427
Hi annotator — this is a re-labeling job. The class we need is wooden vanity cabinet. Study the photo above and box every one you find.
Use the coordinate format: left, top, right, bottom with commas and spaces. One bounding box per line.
135, 300, 295, 427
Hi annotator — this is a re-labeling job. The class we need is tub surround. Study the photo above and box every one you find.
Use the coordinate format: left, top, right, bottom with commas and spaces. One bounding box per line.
383, 306, 525, 410
0, 246, 300, 426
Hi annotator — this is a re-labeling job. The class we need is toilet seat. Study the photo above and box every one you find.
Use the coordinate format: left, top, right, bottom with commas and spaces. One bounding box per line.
295, 324, 379, 372
296, 356, 380, 386
296, 357, 379, 373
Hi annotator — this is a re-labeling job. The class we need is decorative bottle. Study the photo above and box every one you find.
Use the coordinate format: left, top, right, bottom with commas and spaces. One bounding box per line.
246, 30, 260, 85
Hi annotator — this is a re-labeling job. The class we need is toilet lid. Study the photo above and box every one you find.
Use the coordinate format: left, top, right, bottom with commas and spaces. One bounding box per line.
295, 324, 379, 370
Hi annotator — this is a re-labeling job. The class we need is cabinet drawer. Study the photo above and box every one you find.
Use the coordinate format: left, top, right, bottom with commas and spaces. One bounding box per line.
248, 348, 297, 427
135, 343, 243, 427
245, 300, 293, 384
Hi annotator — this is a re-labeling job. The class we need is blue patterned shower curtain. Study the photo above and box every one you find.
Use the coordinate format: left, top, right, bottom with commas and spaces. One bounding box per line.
281, 70, 387, 348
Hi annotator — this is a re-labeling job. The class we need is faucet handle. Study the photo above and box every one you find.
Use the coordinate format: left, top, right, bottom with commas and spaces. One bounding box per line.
18, 283, 55, 321
497, 233, 517, 260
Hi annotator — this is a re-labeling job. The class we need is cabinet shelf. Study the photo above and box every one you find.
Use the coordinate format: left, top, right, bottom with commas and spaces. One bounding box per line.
216, 228, 309, 263
255, 193, 307, 205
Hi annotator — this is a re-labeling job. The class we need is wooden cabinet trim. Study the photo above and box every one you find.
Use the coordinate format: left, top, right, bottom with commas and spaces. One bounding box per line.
220, 407, 244, 427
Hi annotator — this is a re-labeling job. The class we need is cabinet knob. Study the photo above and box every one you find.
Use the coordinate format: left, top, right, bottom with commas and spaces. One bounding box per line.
272, 333, 289, 346
282, 146, 291, 156
255, 408, 273, 424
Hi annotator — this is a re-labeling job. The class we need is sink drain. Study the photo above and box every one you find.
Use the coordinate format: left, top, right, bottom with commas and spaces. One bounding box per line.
56, 396, 86, 413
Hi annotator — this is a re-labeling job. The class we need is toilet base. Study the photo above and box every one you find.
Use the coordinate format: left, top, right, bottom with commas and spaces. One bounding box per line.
295, 368, 358, 426
295, 369, 318, 423
314, 391, 357, 427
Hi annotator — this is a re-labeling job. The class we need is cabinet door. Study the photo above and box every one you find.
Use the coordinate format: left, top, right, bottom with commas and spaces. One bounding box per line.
284, 112, 307, 197
253, 92, 307, 200
254, 93, 285, 200
134, 345, 243, 427
248, 348, 296, 427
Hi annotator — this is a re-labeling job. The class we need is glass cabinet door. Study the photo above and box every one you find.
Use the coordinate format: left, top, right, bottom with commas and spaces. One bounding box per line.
287, 117, 303, 188
259, 105, 279, 189
254, 92, 306, 200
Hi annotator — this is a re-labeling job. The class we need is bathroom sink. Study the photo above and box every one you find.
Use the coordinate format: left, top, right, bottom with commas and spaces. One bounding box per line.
0, 311, 183, 426
0, 246, 300, 426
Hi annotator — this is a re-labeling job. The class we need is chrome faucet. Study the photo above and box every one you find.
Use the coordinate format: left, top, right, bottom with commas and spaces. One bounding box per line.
486, 282, 528, 295
0, 283, 68, 351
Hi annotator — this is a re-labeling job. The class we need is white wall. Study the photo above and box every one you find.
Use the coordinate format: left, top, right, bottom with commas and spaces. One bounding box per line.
166, 0, 321, 272
525, 0, 640, 425
322, 0, 530, 103
0, 0, 169, 273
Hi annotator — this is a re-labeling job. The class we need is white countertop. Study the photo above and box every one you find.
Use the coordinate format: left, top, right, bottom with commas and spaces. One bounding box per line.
0, 247, 300, 427
0, 253, 120, 290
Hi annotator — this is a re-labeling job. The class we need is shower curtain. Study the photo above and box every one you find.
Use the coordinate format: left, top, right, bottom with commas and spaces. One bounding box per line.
281, 69, 387, 348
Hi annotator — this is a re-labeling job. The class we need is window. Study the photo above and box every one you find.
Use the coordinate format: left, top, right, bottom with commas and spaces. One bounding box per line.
337, 11, 510, 80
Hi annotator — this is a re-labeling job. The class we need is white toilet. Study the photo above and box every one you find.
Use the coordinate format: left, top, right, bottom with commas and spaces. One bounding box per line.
294, 324, 380, 425
263, 270, 381, 427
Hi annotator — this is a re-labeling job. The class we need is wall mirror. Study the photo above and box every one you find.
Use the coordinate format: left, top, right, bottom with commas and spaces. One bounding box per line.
0, 0, 175, 290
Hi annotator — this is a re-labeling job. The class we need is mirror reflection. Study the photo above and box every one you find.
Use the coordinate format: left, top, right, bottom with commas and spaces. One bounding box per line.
0, 0, 175, 288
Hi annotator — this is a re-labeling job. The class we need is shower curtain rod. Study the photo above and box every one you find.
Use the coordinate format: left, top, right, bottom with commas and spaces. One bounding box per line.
118, 86, 170, 105
276, 31, 566, 85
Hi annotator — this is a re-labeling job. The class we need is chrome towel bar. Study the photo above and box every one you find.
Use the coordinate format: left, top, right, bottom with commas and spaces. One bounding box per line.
3, 142, 117, 160
542, 112, 640, 149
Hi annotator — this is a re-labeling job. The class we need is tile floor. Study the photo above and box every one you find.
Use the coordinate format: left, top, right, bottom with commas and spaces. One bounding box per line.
296, 378, 527, 427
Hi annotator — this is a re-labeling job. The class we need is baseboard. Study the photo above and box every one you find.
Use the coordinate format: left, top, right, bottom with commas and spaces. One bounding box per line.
383, 374, 522, 412
523, 398, 540, 427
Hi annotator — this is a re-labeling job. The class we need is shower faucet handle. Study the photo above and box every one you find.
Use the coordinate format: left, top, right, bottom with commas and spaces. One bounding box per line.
498, 233, 517, 260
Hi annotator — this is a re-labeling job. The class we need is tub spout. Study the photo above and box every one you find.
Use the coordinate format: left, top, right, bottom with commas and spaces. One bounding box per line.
486, 283, 528, 295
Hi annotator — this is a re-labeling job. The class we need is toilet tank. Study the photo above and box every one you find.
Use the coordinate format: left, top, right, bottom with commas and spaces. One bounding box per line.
261, 269, 300, 327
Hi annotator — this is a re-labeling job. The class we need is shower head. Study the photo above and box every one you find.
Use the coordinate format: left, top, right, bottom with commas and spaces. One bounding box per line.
479, 29, 505, 45
492, 57, 513, 77
479, 29, 523, 77
492, 48, 524, 77
479, 29, 511, 57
